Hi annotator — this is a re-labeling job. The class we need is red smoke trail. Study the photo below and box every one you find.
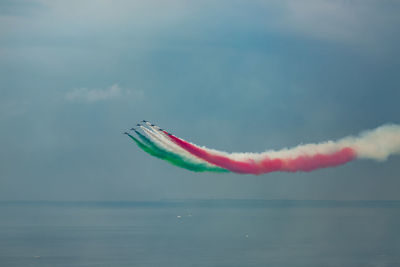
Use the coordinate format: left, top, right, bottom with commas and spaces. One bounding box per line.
282, 147, 356, 172
164, 131, 356, 174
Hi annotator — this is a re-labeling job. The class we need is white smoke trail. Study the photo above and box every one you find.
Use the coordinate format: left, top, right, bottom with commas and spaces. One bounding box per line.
340, 124, 400, 161
139, 126, 176, 153
256, 124, 400, 161
144, 122, 224, 164
162, 123, 400, 162
140, 125, 216, 166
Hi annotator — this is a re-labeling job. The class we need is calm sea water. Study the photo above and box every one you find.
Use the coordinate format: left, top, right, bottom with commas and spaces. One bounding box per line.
1, 200, 400, 267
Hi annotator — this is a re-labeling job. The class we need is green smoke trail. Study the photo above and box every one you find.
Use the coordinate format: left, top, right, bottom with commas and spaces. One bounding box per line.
126, 133, 164, 158
126, 132, 229, 173
132, 129, 157, 147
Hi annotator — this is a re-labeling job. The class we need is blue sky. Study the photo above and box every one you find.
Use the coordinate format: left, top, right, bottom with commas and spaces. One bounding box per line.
1, 0, 399, 201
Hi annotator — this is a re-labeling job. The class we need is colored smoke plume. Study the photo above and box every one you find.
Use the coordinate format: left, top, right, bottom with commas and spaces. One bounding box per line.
125, 123, 400, 175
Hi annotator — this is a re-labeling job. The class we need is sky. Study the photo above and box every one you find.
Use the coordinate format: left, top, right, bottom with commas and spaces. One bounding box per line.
1, 0, 399, 201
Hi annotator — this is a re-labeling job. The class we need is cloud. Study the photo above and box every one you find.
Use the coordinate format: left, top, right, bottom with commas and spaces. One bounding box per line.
65, 84, 141, 103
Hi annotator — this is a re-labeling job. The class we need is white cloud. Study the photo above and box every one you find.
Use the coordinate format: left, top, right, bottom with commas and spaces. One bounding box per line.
65, 84, 141, 103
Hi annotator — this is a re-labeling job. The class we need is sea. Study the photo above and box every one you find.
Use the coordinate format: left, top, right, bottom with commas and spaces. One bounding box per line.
1, 200, 399, 267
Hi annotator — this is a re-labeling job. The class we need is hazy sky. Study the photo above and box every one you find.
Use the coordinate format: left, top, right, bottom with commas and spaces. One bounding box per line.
1, 0, 399, 201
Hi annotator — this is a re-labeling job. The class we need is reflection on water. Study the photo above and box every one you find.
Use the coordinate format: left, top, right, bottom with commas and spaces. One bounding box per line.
1, 200, 400, 267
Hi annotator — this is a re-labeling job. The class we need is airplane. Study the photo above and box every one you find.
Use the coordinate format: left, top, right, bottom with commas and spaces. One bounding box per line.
160, 129, 170, 135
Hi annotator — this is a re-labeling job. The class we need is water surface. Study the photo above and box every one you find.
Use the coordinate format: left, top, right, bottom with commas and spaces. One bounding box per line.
1, 200, 399, 267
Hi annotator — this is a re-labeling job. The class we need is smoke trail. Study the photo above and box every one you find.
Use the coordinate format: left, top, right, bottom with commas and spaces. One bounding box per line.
140, 125, 199, 163
140, 122, 222, 168
125, 132, 165, 159
161, 124, 400, 175
165, 132, 355, 174
126, 131, 229, 173
339, 124, 400, 161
